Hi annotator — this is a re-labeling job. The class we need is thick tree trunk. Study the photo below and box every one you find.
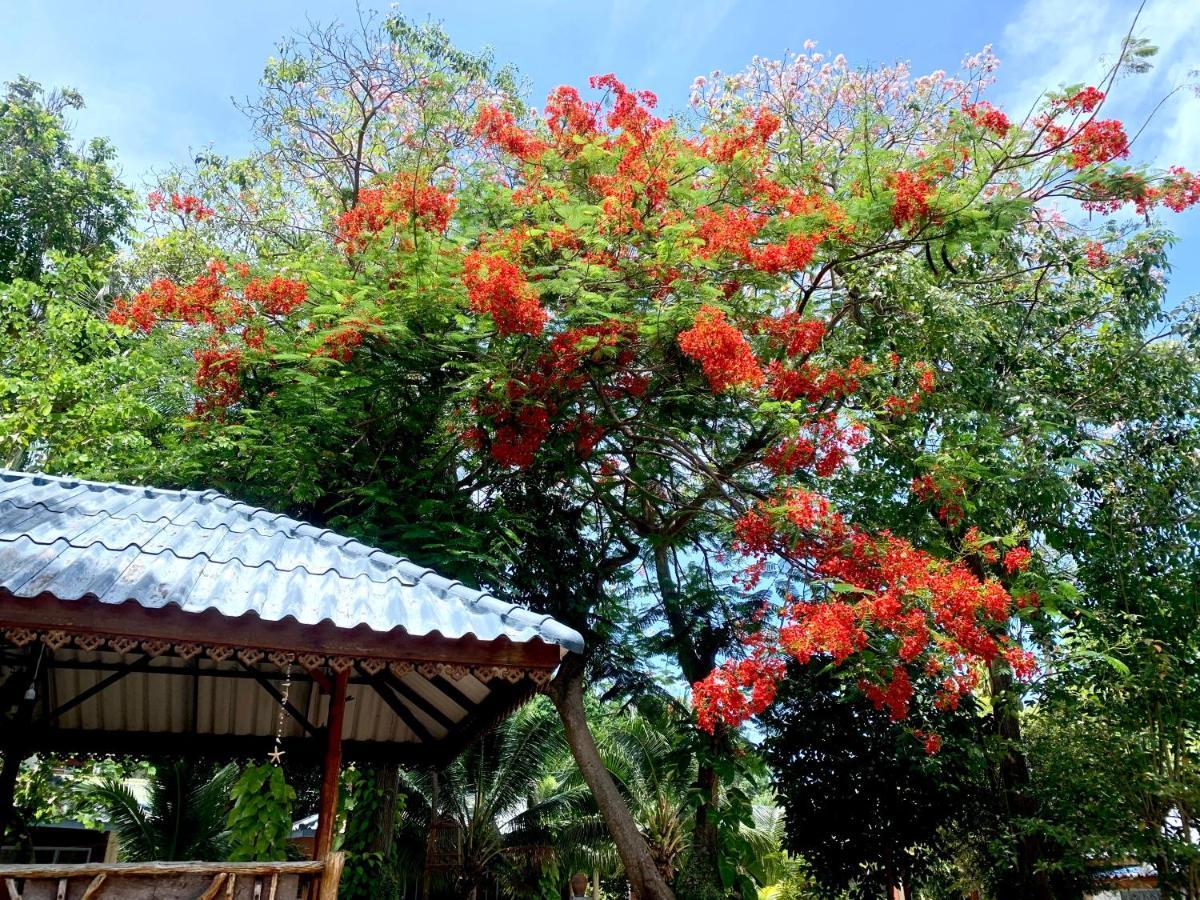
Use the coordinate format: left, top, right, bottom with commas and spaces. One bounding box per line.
686, 761, 723, 889
651, 546, 725, 893
547, 657, 676, 900
369, 762, 400, 858
988, 659, 1054, 900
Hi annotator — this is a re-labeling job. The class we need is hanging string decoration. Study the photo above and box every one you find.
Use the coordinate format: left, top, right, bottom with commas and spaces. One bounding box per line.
268, 662, 293, 765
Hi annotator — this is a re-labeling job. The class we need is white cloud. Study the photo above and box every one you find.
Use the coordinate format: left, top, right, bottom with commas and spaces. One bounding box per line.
999, 0, 1200, 167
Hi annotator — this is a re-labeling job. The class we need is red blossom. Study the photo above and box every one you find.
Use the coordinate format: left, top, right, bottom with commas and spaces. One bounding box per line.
108, 260, 246, 333
192, 346, 242, 415
244, 276, 307, 317
890, 170, 933, 228
462, 252, 548, 336
1064, 86, 1105, 113
169, 193, 214, 221
314, 318, 379, 363
336, 174, 456, 250
914, 730, 943, 755
678, 305, 764, 392
696, 484, 1032, 733
962, 101, 1011, 136
1003, 546, 1032, 573
1083, 241, 1109, 267
692, 650, 786, 733
474, 105, 550, 160
756, 313, 826, 357
491, 404, 552, 468
704, 108, 781, 163
1069, 120, 1130, 169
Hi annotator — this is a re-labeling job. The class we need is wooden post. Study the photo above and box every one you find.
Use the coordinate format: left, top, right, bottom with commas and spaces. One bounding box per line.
422, 769, 439, 899
317, 852, 345, 900
313, 671, 348, 863
0, 654, 38, 847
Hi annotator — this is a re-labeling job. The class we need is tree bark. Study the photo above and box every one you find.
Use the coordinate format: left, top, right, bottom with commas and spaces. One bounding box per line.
651, 546, 724, 893
547, 657, 676, 900
988, 659, 1055, 900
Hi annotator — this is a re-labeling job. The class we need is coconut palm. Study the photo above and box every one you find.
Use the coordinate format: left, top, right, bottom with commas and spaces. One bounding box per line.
394, 697, 577, 899
548, 699, 790, 896
79, 760, 237, 861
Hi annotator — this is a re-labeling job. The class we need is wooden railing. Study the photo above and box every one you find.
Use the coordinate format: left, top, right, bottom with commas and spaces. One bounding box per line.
0, 853, 344, 900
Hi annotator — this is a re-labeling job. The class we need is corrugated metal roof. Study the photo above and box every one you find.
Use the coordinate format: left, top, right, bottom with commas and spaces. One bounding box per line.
0, 469, 583, 653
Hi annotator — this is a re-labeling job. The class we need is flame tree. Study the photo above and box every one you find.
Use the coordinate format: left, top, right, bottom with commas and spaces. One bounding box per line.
102, 32, 1200, 899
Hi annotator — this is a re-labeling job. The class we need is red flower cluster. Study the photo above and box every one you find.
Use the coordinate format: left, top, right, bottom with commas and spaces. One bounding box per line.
109, 263, 309, 336
1084, 241, 1110, 268
1068, 120, 1130, 169
692, 644, 785, 733
485, 405, 552, 468
861, 667, 914, 720
913, 729, 943, 755
1064, 86, 1105, 113
314, 318, 379, 363
463, 321, 641, 469
1137, 167, 1200, 214
108, 260, 246, 333
678, 305, 764, 392
885, 361, 937, 415
590, 73, 662, 135
911, 470, 966, 526
192, 346, 243, 416
171, 194, 214, 220
1003, 546, 1032, 574
109, 261, 316, 415
336, 174, 457, 250
704, 108, 781, 163
755, 313, 826, 357
962, 101, 1011, 136
764, 416, 867, 477
766, 356, 871, 404
544, 85, 600, 149
244, 276, 307, 317
462, 252, 548, 336
148, 191, 214, 221
474, 105, 550, 161
694, 206, 822, 274
694, 482, 1033, 733
695, 205, 766, 258
890, 170, 933, 228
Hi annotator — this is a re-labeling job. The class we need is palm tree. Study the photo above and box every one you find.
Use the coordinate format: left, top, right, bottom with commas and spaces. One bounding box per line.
394, 698, 577, 899
79, 760, 237, 861
550, 699, 789, 897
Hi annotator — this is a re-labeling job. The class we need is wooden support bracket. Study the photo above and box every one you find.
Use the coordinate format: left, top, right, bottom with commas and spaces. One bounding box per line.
80, 874, 106, 900
198, 872, 228, 900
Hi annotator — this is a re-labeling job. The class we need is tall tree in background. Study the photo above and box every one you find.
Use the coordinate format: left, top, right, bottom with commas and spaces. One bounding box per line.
0, 77, 132, 283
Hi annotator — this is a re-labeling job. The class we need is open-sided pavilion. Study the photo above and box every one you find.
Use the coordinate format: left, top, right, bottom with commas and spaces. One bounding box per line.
0, 470, 582, 899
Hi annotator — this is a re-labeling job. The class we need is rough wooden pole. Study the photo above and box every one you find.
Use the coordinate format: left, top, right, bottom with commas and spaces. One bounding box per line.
0, 651, 39, 849
421, 769, 440, 899
313, 671, 348, 863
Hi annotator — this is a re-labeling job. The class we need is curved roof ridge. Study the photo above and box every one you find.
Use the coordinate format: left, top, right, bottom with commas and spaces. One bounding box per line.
0, 469, 584, 654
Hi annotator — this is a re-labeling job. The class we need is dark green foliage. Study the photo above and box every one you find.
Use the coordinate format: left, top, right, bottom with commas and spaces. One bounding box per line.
0, 77, 133, 284
226, 763, 296, 862
759, 664, 978, 896
79, 761, 237, 862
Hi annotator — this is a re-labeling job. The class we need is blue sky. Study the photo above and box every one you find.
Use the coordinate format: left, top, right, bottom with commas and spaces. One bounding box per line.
4, 0, 1199, 303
